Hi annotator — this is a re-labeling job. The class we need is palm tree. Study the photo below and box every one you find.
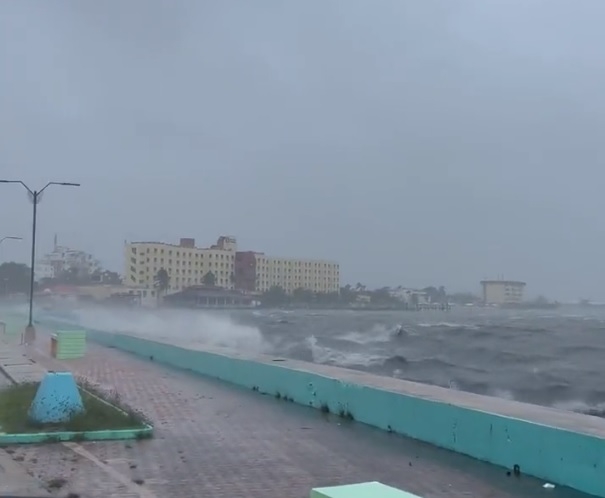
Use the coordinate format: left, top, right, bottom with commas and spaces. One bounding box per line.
154, 268, 170, 305
202, 271, 216, 287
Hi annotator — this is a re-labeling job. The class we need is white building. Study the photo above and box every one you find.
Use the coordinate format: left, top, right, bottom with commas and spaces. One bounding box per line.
481, 280, 526, 305
36, 236, 102, 282
389, 288, 430, 306
35, 261, 55, 281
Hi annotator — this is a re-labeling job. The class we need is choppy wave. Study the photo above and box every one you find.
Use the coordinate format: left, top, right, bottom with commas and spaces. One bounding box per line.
30, 304, 605, 418
249, 307, 605, 417
40, 306, 268, 353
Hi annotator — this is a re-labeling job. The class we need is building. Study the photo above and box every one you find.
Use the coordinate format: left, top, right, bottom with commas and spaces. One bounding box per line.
389, 287, 430, 306
163, 286, 256, 308
36, 235, 102, 282
124, 236, 237, 295
481, 280, 526, 305
235, 251, 340, 295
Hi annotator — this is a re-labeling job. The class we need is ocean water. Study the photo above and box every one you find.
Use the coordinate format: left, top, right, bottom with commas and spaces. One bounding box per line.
30, 304, 605, 417
238, 307, 605, 417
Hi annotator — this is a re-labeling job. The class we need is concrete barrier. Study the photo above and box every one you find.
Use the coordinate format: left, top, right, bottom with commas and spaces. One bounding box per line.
40, 320, 605, 497
311, 482, 421, 498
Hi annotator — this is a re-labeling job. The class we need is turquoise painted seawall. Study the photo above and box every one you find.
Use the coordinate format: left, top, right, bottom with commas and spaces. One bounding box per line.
40, 320, 605, 497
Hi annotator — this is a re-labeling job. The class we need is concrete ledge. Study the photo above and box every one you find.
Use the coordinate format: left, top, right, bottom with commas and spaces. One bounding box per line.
0, 424, 153, 446
311, 481, 421, 498
41, 319, 605, 498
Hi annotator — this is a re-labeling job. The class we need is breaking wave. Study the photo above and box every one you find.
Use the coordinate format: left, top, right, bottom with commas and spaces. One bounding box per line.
41, 306, 268, 353
31, 304, 605, 418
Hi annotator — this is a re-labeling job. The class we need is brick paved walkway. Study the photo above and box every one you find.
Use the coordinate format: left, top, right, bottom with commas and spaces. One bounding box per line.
0, 333, 589, 498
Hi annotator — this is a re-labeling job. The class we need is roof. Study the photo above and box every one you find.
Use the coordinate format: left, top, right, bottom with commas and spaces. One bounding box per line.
480, 280, 526, 286
127, 241, 234, 252
164, 286, 253, 300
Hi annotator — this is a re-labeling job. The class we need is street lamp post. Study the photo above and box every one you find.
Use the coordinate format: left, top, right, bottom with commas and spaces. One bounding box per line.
0, 236, 23, 245
0, 181, 80, 341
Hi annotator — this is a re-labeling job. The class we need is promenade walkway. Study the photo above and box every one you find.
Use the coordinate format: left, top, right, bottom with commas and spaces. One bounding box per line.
0, 331, 589, 498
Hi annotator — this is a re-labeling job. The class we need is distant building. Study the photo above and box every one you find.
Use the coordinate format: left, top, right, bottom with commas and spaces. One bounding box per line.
124, 235, 340, 296
389, 288, 430, 306
234, 251, 340, 295
355, 293, 372, 304
36, 235, 102, 282
481, 280, 526, 305
163, 286, 256, 308
124, 236, 237, 295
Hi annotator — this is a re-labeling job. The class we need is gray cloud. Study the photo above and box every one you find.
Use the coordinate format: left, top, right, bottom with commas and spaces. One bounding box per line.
1, 0, 605, 300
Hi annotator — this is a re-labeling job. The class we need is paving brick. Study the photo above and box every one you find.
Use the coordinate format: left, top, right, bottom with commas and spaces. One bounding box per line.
0, 332, 589, 498
0, 446, 50, 496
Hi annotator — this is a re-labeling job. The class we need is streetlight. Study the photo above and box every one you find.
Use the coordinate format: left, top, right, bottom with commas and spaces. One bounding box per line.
0, 235, 22, 268
0, 180, 80, 340
0, 236, 22, 245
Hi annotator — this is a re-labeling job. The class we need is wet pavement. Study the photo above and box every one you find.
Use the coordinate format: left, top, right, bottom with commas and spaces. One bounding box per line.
0, 448, 51, 497
0, 333, 593, 498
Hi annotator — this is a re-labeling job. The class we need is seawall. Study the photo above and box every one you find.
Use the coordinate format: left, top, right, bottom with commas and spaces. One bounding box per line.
39, 319, 605, 497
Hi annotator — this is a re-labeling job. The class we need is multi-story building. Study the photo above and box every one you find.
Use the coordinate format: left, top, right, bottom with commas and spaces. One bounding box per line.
481, 279, 526, 305
124, 236, 237, 294
235, 251, 340, 294
36, 235, 102, 282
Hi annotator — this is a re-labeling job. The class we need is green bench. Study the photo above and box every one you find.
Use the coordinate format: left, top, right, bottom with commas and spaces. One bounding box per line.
311, 482, 421, 498
50, 330, 87, 360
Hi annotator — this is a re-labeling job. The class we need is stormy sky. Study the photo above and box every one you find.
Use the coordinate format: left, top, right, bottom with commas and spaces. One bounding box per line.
1, 0, 604, 301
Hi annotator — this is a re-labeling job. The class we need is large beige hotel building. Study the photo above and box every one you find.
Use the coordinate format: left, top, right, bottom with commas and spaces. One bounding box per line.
124, 236, 340, 295
480, 279, 526, 305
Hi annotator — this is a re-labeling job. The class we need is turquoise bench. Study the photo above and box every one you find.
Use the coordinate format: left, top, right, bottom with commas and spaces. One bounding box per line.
311, 482, 420, 498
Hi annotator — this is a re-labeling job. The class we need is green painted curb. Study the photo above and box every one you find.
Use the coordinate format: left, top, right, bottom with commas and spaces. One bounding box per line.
0, 423, 153, 446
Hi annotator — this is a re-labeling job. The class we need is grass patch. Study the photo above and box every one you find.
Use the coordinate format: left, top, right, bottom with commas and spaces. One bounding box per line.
0, 380, 150, 434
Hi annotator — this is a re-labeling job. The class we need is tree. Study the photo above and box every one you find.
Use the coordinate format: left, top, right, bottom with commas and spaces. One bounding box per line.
91, 270, 122, 285
423, 286, 447, 303
314, 291, 340, 305
154, 268, 170, 303
0, 262, 31, 295
355, 282, 366, 292
438, 286, 447, 301
370, 287, 396, 305
261, 286, 289, 307
292, 287, 314, 302
57, 267, 81, 284
202, 271, 216, 287
410, 293, 419, 307
339, 284, 357, 304
448, 292, 477, 305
